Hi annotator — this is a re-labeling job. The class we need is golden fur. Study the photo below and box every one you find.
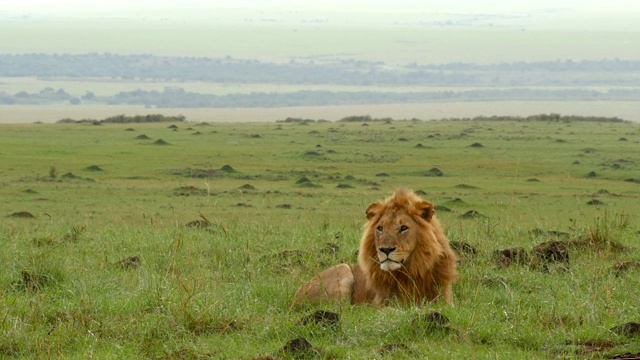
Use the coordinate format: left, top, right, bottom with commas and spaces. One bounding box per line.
293, 188, 458, 306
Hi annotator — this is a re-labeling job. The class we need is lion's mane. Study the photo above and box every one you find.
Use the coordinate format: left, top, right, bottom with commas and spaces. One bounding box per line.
357, 188, 457, 305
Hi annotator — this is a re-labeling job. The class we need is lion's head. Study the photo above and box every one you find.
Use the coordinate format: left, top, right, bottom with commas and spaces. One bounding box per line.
358, 188, 457, 304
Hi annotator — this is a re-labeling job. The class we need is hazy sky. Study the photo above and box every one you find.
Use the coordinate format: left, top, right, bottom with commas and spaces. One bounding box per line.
5, 0, 640, 32
5, 0, 640, 16
3, 0, 639, 60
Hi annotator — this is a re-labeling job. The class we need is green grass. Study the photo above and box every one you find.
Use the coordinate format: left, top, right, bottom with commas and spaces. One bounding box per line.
1, 119, 639, 358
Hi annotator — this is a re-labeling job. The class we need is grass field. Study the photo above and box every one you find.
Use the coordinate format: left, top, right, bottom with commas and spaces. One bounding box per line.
1, 118, 639, 358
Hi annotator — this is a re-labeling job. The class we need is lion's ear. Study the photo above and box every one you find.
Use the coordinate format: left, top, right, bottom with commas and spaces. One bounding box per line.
416, 200, 435, 221
365, 202, 383, 220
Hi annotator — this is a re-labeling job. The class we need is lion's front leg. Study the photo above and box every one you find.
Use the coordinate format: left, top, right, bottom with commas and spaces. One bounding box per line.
440, 284, 453, 304
292, 264, 355, 306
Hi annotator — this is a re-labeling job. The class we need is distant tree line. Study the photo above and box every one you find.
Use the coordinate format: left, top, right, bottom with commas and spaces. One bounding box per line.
0, 87, 79, 105
57, 114, 185, 124
2, 53, 640, 107
1, 53, 640, 86
0, 53, 469, 86
289, 114, 627, 123
440, 114, 627, 123
3, 86, 639, 108
54, 113, 626, 124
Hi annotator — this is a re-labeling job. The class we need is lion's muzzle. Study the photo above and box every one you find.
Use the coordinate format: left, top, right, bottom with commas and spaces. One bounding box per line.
378, 247, 403, 272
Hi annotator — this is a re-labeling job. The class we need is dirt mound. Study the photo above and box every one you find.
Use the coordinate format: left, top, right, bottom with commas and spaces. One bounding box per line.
446, 198, 466, 205
455, 183, 479, 189
8, 211, 35, 218
409, 310, 455, 335
610, 322, 640, 337
117, 255, 141, 269
185, 220, 210, 228
424, 167, 444, 177
301, 310, 340, 328
534, 241, 569, 262
450, 241, 477, 257
84, 165, 103, 171
460, 210, 483, 219
494, 247, 529, 267
613, 261, 640, 277
532, 240, 570, 271
281, 338, 318, 358
435, 205, 452, 212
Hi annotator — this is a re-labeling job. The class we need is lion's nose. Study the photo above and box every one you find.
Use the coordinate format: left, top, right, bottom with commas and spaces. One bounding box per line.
379, 247, 396, 255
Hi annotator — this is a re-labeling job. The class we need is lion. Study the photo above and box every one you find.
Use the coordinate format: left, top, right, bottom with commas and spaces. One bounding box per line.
293, 188, 458, 306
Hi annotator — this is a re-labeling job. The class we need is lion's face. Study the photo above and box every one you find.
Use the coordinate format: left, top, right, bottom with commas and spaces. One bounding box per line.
364, 193, 435, 273
372, 210, 420, 271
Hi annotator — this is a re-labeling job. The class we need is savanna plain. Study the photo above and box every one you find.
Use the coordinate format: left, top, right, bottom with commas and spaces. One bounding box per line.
1, 117, 639, 359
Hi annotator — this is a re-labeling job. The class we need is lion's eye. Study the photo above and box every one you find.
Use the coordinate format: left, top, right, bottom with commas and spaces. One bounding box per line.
376, 226, 383, 232
399, 225, 409, 233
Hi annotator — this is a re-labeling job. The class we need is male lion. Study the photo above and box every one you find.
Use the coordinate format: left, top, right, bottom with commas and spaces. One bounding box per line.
293, 188, 457, 306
